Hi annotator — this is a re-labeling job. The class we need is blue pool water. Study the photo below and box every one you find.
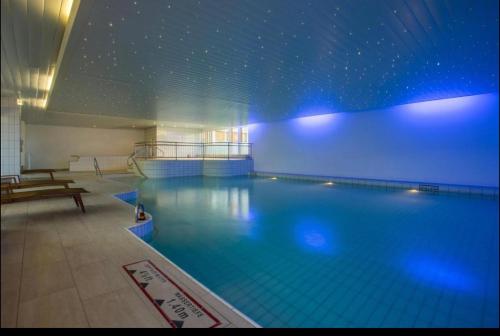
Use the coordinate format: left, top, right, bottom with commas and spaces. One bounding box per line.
120, 176, 499, 328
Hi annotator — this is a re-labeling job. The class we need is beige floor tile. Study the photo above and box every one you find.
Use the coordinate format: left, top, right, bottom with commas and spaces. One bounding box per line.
1, 215, 27, 232
1, 243, 24, 265
201, 293, 256, 328
1, 230, 25, 246
1, 172, 255, 328
1, 202, 27, 219
58, 226, 93, 248
23, 242, 66, 268
24, 230, 60, 248
82, 287, 166, 328
104, 243, 150, 268
1, 287, 19, 327
138, 250, 212, 299
72, 259, 130, 300
64, 242, 107, 269
1, 263, 22, 328
1, 262, 22, 292
24, 219, 57, 233
18, 287, 89, 328
20, 260, 75, 303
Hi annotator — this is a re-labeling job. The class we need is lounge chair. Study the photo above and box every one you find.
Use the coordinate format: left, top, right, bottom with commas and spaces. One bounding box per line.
1, 188, 90, 213
1, 175, 21, 183
21, 169, 57, 180
1, 179, 75, 190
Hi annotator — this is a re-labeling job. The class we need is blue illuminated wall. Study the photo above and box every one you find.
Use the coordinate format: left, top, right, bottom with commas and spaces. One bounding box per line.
250, 93, 499, 187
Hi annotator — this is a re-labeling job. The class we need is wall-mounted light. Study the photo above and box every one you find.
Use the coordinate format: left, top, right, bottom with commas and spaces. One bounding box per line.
295, 113, 336, 126
16, 98, 23, 106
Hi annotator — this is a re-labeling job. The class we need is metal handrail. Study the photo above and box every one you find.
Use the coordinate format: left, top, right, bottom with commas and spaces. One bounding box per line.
133, 141, 252, 160
134, 141, 253, 145
127, 153, 148, 178
93, 157, 103, 177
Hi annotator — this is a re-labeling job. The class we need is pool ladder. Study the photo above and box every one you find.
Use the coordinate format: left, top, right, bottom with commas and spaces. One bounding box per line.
93, 157, 103, 177
127, 153, 148, 179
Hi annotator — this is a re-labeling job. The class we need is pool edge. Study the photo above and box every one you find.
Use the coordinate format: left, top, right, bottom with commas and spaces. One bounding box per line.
112, 190, 262, 329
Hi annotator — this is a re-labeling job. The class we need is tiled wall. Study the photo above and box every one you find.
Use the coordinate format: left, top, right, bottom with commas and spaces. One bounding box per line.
135, 159, 254, 178
203, 159, 254, 177
137, 160, 203, 178
1, 97, 21, 176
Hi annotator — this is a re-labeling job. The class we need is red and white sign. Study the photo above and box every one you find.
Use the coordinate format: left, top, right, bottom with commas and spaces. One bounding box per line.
123, 260, 221, 328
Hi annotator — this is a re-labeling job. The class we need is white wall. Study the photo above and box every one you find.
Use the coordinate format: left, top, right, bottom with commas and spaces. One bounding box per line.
156, 126, 202, 142
1, 97, 21, 176
25, 124, 145, 169
251, 93, 499, 187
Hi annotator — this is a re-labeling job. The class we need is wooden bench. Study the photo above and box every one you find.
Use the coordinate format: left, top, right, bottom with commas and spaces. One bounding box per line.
1, 188, 90, 213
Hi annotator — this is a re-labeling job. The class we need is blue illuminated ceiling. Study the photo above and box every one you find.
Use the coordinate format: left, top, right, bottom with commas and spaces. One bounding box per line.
44, 0, 498, 126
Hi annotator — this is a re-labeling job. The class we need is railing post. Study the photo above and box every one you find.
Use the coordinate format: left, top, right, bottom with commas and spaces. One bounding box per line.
175, 143, 178, 160
227, 142, 230, 160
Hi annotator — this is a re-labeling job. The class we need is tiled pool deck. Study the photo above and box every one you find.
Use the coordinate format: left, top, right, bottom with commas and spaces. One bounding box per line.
0, 172, 257, 328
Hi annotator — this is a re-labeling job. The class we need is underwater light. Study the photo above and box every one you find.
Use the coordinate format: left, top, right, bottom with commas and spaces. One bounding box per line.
408, 189, 419, 193
270, 177, 278, 180
324, 181, 334, 186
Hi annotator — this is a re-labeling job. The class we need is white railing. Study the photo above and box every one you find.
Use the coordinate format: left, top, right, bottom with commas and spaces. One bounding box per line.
133, 141, 252, 160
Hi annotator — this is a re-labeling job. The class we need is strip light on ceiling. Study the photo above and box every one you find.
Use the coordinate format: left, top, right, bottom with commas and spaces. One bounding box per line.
17, 0, 74, 110
61, 0, 74, 25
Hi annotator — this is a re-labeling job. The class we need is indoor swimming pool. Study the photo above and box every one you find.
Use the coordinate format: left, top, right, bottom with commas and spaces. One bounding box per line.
120, 176, 499, 328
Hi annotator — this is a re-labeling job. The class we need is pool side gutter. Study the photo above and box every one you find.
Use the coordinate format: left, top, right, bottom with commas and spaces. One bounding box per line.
254, 171, 499, 197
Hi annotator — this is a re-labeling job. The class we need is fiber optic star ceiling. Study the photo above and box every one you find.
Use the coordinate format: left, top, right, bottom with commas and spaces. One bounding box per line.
39, 0, 500, 125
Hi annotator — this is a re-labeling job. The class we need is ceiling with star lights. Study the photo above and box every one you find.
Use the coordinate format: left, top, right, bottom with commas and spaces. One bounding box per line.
14, 0, 500, 127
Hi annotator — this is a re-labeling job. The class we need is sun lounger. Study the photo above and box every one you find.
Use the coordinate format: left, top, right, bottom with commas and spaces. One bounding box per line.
1, 188, 90, 213
1, 179, 75, 191
21, 169, 57, 180
1, 175, 20, 183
